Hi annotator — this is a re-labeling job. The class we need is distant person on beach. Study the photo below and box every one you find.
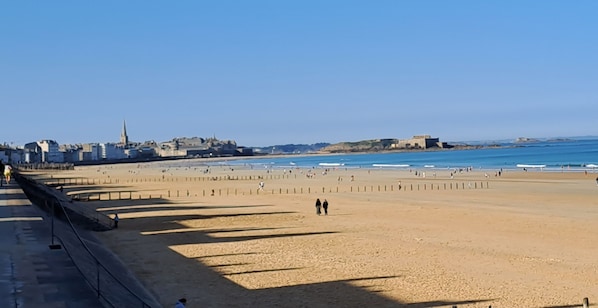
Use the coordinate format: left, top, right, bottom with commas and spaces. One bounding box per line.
4, 164, 12, 184
315, 198, 322, 215
113, 213, 119, 229
0, 160, 4, 186
175, 298, 187, 308
258, 181, 265, 191
322, 199, 329, 215
596, 177, 598, 186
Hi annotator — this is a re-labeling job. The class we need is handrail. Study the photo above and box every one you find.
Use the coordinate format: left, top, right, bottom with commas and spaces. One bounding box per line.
14, 172, 157, 308
51, 196, 153, 308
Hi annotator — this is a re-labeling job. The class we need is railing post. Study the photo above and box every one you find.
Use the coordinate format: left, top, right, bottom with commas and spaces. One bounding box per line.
49, 200, 61, 250
97, 260, 101, 298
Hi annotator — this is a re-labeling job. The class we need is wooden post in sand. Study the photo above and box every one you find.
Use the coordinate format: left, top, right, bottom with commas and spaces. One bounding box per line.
583, 297, 589, 308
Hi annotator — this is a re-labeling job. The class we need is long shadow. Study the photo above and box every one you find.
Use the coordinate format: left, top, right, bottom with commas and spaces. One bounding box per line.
196, 252, 260, 258
121, 212, 301, 233
224, 267, 303, 276
187, 226, 292, 234
10, 178, 497, 307
62, 185, 143, 194
94, 204, 274, 214
63, 184, 137, 191
147, 229, 339, 245
251, 277, 494, 308
100, 203, 494, 307
84, 198, 176, 209
541, 304, 591, 308
403, 299, 494, 307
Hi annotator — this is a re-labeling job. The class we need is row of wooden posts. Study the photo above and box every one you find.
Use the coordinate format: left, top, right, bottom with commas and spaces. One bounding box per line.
51, 174, 294, 186
49, 173, 488, 185
69, 181, 490, 202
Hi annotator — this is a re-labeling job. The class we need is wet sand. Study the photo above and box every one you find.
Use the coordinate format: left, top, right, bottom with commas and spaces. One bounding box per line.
24, 160, 598, 307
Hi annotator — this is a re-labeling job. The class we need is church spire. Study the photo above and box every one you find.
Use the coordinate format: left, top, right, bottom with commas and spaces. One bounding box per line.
120, 120, 129, 145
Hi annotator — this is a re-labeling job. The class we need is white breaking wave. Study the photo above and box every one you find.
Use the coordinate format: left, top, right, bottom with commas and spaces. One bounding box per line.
516, 164, 547, 168
319, 163, 345, 166
372, 164, 410, 168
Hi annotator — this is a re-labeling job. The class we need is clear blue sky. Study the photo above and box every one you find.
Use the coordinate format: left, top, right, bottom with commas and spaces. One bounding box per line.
1, 1, 597, 147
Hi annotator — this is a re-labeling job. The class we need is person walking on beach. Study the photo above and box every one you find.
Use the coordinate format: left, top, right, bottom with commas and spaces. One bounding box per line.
4, 164, 12, 184
113, 213, 119, 229
596, 176, 598, 186
315, 198, 322, 215
322, 199, 329, 215
0, 160, 4, 187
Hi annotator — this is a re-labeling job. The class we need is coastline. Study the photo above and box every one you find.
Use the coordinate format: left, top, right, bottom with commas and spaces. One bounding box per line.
194, 151, 598, 173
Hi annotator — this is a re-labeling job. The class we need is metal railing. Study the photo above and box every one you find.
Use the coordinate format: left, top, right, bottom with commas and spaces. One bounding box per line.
15, 172, 158, 308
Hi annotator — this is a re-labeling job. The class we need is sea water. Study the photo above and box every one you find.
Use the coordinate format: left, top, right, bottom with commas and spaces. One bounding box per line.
208, 138, 598, 172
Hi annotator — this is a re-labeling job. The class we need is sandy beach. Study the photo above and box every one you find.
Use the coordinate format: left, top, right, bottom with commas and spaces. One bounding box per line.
24, 160, 598, 307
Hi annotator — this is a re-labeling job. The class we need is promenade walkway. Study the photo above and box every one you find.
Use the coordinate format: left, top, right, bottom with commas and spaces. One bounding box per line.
0, 181, 104, 308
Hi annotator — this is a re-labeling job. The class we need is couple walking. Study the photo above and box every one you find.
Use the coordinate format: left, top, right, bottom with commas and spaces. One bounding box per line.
315, 198, 329, 215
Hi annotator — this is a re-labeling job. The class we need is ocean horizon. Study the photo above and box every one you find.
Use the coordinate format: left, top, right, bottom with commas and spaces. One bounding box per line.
199, 138, 598, 172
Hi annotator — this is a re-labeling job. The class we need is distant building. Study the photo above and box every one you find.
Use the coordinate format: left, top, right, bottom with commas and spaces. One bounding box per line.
81, 143, 101, 161
23, 142, 42, 163
392, 135, 446, 149
0, 146, 9, 163
100, 143, 127, 160
120, 120, 129, 146
0, 146, 27, 164
37, 140, 64, 163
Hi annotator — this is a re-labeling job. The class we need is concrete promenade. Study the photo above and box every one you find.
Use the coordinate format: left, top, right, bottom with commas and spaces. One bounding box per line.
0, 181, 104, 308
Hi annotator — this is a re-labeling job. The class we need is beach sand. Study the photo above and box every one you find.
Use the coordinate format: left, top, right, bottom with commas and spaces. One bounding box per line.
25, 160, 598, 307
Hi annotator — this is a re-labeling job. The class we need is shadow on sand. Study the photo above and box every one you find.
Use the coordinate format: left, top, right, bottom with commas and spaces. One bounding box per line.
87, 196, 495, 308
14, 173, 496, 307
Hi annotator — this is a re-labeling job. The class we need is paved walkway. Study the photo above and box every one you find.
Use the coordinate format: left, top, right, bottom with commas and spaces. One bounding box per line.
0, 181, 104, 308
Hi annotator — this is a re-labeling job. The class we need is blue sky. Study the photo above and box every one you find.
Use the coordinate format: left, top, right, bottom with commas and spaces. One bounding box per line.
1, 1, 597, 147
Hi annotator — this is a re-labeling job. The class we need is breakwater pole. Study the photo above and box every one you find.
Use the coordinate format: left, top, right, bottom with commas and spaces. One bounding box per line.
69, 181, 491, 201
